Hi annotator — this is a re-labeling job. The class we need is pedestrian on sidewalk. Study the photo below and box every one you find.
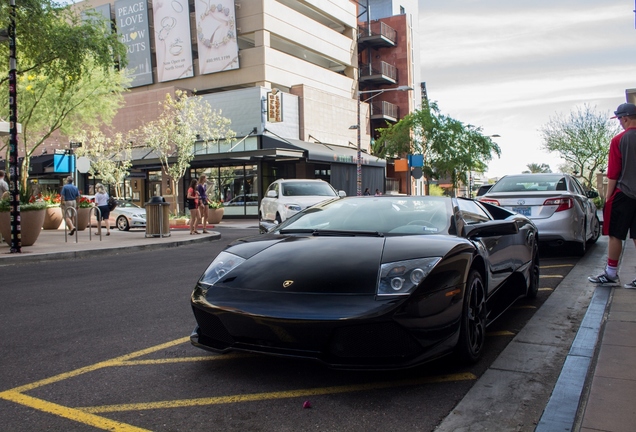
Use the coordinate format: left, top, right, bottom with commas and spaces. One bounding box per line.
187, 179, 201, 234
60, 176, 80, 236
93, 183, 111, 236
197, 175, 209, 233
589, 102, 636, 288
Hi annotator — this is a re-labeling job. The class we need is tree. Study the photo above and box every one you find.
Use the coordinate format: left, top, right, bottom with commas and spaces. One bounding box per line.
0, 0, 129, 191
136, 90, 236, 215
540, 104, 620, 188
523, 163, 552, 173
73, 130, 133, 198
374, 101, 501, 193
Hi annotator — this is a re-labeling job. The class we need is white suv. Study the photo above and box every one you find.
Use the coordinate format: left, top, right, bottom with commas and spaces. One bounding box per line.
259, 179, 346, 223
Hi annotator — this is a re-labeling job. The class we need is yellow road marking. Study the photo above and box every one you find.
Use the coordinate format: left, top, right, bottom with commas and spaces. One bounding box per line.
540, 264, 574, 269
80, 373, 477, 414
0, 391, 149, 432
487, 331, 515, 337
539, 287, 554, 291
120, 353, 251, 366
7, 337, 190, 393
540, 275, 564, 278
513, 305, 537, 309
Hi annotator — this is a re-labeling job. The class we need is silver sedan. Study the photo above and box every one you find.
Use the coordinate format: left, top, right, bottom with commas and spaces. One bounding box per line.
478, 173, 600, 255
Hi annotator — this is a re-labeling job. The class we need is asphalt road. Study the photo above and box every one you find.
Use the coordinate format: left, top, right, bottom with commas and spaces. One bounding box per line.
0, 228, 581, 432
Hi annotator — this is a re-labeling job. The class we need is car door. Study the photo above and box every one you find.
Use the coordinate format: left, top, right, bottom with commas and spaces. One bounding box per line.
261, 182, 279, 221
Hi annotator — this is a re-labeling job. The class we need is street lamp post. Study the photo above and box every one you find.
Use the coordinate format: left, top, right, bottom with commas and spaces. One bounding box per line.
6, 0, 21, 253
353, 85, 412, 196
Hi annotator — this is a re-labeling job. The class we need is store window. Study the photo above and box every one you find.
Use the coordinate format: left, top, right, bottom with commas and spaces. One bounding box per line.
192, 164, 258, 216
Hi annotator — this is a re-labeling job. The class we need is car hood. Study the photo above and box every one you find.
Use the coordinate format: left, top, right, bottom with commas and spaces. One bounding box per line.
215, 234, 467, 295
274, 195, 336, 209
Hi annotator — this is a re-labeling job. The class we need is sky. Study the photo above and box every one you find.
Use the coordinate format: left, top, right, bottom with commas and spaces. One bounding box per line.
418, 0, 636, 179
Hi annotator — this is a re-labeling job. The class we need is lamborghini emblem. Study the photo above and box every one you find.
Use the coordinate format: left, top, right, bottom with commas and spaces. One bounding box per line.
283, 280, 294, 288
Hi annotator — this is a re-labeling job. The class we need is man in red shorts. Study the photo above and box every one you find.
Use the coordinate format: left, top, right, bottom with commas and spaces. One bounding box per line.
589, 103, 636, 287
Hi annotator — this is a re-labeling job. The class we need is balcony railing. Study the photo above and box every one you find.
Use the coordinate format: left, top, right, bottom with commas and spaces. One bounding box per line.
358, 21, 397, 47
359, 61, 397, 84
370, 101, 398, 122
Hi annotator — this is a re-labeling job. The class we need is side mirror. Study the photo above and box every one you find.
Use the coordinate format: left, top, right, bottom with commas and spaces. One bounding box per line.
463, 219, 519, 238
338, 190, 346, 197
259, 220, 278, 233
586, 190, 599, 199
267, 190, 277, 198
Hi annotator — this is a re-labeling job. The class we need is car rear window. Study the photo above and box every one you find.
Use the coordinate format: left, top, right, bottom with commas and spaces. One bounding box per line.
490, 176, 566, 192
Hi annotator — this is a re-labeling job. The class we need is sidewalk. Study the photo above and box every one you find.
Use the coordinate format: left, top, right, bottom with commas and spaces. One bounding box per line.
2, 221, 635, 431
0, 219, 260, 265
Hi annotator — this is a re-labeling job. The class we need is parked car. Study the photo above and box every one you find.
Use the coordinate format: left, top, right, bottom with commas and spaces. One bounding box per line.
478, 173, 600, 255
259, 179, 346, 223
476, 184, 493, 196
191, 195, 539, 369
225, 194, 258, 206
111, 200, 146, 231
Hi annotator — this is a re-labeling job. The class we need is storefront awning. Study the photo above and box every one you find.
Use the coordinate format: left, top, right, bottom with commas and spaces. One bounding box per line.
262, 135, 386, 167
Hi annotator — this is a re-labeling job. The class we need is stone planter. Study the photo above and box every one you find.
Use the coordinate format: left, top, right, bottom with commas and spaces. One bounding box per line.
169, 218, 189, 228
209, 208, 224, 224
76, 207, 92, 231
43, 206, 63, 230
0, 208, 46, 247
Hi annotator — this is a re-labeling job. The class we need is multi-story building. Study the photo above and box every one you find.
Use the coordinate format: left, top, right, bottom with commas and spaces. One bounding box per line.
21, 0, 419, 215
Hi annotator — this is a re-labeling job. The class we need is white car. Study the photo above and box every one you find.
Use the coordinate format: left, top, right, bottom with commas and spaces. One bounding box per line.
111, 200, 147, 231
259, 179, 345, 223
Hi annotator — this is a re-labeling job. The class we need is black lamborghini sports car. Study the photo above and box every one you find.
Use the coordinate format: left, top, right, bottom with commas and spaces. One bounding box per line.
191, 195, 539, 369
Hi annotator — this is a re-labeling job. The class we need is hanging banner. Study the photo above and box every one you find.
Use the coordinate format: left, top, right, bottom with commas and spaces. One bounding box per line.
194, 0, 239, 75
152, 0, 194, 82
115, 0, 154, 87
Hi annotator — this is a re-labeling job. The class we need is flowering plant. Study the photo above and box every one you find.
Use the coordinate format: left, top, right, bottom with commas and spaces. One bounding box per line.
30, 190, 61, 207
207, 200, 224, 209
78, 196, 94, 208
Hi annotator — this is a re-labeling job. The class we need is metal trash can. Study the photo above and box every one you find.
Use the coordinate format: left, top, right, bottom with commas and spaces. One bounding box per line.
145, 196, 171, 238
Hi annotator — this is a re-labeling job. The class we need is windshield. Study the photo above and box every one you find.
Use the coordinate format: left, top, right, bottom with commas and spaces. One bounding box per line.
280, 182, 337, 197
489, 175, 567, 193
278, 196, 453, 236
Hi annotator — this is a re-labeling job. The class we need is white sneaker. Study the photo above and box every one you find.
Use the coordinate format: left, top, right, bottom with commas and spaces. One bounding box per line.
623, 279, 636, 289
588, 272, 619, 286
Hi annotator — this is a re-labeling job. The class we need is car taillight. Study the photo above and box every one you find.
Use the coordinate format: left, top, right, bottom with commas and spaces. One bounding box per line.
544, 197, 573, 212
479, 198, 500, 206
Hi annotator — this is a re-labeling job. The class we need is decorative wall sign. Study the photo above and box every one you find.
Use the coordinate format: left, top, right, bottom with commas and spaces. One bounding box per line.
152, 0, 194, 82
115, 0, 154, 87
194, 0, 239, 75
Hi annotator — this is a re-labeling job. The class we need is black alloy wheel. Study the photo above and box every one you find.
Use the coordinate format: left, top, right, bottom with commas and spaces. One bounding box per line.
456, 270, 487, 363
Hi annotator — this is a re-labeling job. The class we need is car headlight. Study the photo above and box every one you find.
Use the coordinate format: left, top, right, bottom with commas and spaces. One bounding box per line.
285, 204, 302, 213
200, 251, 246, 286
377, 257, 441, 296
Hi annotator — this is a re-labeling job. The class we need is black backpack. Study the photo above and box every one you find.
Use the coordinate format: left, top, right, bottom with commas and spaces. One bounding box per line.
108, 196, 117, 211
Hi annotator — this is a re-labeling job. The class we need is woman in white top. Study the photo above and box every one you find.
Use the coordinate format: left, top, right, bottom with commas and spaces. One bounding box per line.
94, 183, 111, 236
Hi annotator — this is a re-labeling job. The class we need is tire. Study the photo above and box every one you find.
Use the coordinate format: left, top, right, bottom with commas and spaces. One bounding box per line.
275, 213, 282, 224
587, 215, 601, 244
527, 245, 540, 299
456, 270, 487, 364
117, 215, 130, 231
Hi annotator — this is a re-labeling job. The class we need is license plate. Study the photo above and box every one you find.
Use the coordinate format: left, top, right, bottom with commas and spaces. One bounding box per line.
512, 206, 531, 216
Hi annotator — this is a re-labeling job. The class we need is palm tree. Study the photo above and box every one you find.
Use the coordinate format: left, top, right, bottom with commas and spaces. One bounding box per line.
523, 163, 551, 173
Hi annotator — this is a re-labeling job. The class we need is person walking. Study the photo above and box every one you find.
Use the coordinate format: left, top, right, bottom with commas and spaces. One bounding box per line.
187, 179, 201, 234
60, 176, 80, 235
589, 103, 636, 288
197, 175, 210, 233
93, 183, 111, 236
0, 170, 8, 199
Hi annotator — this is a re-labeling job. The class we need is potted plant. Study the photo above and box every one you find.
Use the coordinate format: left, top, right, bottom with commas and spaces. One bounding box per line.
37, 190, 63, 230
0, 197, 48, 247
169, 212, 190, 228
76, 196, 94, 231
207, 200, 224, 224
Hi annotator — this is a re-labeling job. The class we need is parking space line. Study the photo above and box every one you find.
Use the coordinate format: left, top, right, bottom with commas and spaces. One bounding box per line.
539, 287, 554, 291
0, 391, 149, 432
540, 264, 574, 269
79, 372, 477, 414
488, 331, 515, 337
120, 353, 251, 366
513, 305, 537, 309
540, 275, 564, 278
